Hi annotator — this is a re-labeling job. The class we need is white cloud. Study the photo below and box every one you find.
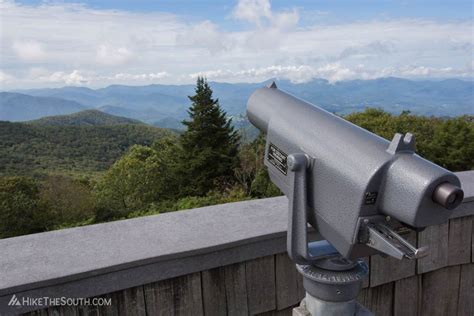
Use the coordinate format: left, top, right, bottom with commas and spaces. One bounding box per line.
109, 72, 169, 81
232, 0, 272, 26
26, 69, 170, 86
232, 0, 298, 29
0, 70, 15, 84
39, 70, 91, 85
12, 40, 47, 61
231, 0, 299, 51
338, 40, 396, 60
270, 9, 299, 30
176, 21, 233, 53
189, 63, 473, 84
0, 0, 472, 89
397, 65, 472, 77
96, 45, 133, 66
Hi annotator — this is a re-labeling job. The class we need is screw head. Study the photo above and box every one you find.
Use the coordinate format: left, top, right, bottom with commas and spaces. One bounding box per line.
287, 156, 295, 168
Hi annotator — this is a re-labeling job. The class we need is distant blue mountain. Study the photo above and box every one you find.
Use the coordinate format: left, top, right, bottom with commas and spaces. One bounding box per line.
0, 92, 87, 121
7, 77, 474, 123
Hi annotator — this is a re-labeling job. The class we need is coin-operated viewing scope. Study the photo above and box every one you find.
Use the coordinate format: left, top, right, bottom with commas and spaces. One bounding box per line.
247, 82, 464, 263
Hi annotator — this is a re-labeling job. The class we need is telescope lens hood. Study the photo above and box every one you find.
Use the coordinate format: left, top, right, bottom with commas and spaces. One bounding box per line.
432, 182, 464, 210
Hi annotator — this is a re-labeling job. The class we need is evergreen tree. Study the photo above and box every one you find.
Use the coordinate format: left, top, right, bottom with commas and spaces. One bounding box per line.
179, 77, 240, 196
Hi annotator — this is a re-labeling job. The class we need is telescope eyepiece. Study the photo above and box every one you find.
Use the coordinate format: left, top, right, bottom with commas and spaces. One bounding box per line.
432, 182, 464, 210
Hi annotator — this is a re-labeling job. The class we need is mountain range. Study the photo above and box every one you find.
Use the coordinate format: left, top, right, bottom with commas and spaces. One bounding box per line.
0, 92, 86, 121
2, 78, 473, 127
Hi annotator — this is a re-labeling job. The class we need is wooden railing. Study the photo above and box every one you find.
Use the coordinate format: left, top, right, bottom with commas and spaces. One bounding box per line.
0, 171, 472, 316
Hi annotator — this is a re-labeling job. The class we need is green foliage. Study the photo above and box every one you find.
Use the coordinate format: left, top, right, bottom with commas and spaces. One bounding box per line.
150, 136, 183, 200
175, 187, 248, 209
125, 186, 249, 219
0, 177, 51, 238
179, 77, 240, 196
250, 169, 281, 198
346, 109, 473, 171
235, 134, 265, 194
95, 145, 165, 219
39, 175, 96, 225
427, 116, 474, 171
93, 135, 184, 221
0, 122, 171, 176
235, 133, 280, 197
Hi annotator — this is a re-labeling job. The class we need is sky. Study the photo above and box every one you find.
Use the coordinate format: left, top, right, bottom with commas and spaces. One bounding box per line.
0, 0, 473, 89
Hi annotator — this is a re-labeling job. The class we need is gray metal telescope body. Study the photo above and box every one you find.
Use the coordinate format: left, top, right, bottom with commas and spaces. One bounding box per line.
247, 84, 462, 259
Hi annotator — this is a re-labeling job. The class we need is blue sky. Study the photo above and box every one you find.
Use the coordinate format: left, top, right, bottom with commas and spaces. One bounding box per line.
1, 0, 473, 88
14, 0, 474, 22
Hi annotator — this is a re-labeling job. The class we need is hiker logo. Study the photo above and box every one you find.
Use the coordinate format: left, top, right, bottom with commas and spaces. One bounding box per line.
8, 294, 21, 306
5, 295, 111, 308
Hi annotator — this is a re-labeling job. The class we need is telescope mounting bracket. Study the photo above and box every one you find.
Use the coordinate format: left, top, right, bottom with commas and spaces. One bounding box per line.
286, 153, 342, 266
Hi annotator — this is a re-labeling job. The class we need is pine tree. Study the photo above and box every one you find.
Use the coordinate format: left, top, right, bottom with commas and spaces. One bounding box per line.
179, 77, 240, 196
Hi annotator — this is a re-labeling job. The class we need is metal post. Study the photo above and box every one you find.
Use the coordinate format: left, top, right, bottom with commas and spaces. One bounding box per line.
292, 255, 373, 316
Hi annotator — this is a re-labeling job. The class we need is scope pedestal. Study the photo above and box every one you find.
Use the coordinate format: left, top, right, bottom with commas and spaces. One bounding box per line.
287, 154, 372, 315
292, 254, 372, 316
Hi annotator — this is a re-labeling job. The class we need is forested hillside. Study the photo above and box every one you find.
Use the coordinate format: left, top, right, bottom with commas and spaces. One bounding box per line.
0, 122, 171, 175
28, 109, 144, 126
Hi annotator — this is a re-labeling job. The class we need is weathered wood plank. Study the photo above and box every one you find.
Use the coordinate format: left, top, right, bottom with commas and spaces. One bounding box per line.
365, 282, 394, 316
83, 293, 113, 316
23, 308, 51, 316
61, 306, 81, 316
393, 276, 419, 316
370, 231, 416, 287
245, 255, 276, 315
417, 222, 449, 274
143, 272, 203, 316
421, 265, 460, 316
75, 305, 98, 316
113, 286, 147, 316
49, 303, 95, 316
224, 262, 248, 316
275, 253, 301, 310
457, 263, 474, 316
448, 217, 472, 266
356, 288, 369, 308
295, 267, 305, 300
92, 293, 116, 316
201, 267, 227, 316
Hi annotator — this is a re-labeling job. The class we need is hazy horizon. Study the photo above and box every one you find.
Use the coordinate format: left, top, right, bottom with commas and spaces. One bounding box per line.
3, 76, 473, 93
